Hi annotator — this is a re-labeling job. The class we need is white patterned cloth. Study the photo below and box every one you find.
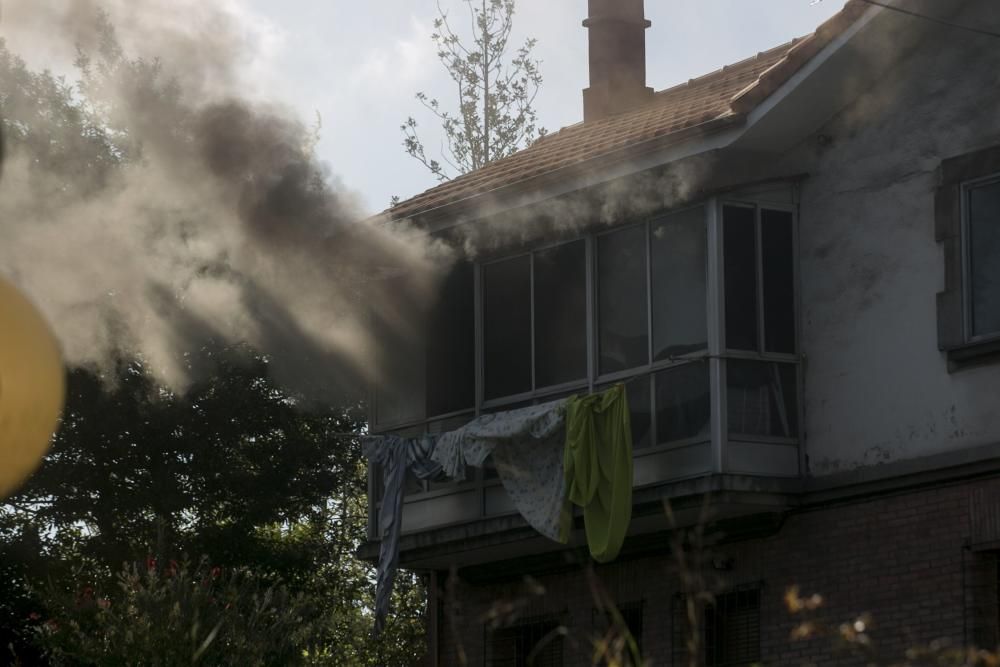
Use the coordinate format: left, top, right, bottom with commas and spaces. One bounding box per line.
431, 399, 569, 542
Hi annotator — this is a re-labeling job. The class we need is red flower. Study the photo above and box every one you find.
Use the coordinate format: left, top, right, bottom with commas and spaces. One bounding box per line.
165, 560, 178, 577
146, 556, 157, 572
27, 612, 41, 621
80, 586, 94, 600
210, 566, 221, 579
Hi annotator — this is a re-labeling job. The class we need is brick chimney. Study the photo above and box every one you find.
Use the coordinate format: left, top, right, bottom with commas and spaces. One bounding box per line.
582, 0, 654, 123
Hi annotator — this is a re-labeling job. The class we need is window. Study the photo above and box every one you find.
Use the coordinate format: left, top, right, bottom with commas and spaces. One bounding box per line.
656, 363, 710, 444
723, 205, 758, 352
593, 601, 644, 664
598, 225, 649, 374
535, 241, 588, 387
726, 361, 797, 438
967, 179, 1000, 339
937, 145, 1000, 368
722, 203, 798, 442
373, 277, 426, 426
652, 207, 708, 359
723, 205, 796, 354
484, 255, 533, 400
673, 585, 761, 667
488, 617, 564, 667
483, 242, 588, 402
426, 261, 476, 416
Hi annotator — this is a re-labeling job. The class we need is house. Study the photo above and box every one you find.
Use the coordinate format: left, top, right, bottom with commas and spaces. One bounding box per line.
363, 0, 1000, 664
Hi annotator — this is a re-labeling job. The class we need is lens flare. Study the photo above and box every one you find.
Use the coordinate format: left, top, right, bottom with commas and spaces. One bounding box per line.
0, 276, 65, 498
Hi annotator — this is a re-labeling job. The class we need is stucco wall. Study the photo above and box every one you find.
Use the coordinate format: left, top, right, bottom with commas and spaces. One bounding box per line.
787, 4, 1000, 474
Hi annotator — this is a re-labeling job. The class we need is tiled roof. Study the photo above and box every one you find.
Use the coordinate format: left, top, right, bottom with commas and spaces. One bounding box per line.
387, 1, 866, 221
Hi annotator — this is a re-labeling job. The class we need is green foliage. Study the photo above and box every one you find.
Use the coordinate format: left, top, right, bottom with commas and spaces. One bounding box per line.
1, 349, 426, 665
34, 558, 311, 666
401, 0, 546, 184
6, 349, 363, 573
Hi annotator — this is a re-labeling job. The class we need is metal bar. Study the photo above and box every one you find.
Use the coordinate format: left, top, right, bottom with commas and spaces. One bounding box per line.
586, 234, 596, 395
707, 199, 727, 474
474, 262, 484, 417
530, 251, 536, 392
755, 204, 766, 354
646, 218, 654, 366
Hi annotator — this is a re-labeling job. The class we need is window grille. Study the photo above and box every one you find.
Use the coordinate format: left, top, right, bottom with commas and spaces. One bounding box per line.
673, 584, 761, 667
488, 616, 564, 667
593, 600, 644, 665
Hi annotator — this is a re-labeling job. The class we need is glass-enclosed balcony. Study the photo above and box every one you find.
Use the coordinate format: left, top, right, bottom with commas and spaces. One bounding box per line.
369, 186, 801, 538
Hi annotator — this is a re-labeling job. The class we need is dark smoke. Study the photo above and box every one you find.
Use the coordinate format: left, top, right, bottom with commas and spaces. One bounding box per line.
0, 0, 448, 401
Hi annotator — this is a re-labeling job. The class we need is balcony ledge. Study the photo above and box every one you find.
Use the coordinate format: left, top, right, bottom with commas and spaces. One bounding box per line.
358, 473, 802, 573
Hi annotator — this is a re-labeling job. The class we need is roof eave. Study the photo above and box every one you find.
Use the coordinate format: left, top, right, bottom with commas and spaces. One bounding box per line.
394, 112, 749, 230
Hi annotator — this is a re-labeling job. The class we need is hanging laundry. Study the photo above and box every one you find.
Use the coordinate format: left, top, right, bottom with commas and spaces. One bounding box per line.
563, 383, 633, 563
431, 399, 570, 542
362, 433, 442, 636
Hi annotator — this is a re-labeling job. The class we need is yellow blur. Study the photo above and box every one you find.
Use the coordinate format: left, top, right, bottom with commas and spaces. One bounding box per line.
0, 276, 65, 499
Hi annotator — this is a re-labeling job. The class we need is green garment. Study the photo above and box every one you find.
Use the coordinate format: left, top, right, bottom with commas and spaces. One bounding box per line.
562, 383, 633, 562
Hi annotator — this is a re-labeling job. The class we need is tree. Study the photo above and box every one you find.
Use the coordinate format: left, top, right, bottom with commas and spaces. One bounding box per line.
401, 0, 545, 184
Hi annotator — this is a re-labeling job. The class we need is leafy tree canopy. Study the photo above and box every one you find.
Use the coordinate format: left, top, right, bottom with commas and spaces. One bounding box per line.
400, 0, 545, 188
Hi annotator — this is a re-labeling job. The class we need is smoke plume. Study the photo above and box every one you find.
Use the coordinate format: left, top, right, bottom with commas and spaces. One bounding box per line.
0, 0, 448, 400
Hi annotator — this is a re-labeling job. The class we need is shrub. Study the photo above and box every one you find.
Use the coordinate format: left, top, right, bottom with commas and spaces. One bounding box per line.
33, 557, 313, 666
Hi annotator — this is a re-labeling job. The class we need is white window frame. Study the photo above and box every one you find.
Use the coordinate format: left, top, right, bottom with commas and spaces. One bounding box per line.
961, 172, 1000, 345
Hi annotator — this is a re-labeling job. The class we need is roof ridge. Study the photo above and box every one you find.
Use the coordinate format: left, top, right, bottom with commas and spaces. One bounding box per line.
524, 37, 812, 145
653, 36, 809, 99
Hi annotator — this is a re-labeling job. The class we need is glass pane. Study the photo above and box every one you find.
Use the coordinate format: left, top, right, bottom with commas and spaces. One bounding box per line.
597, 376, 652, 451
374, 279, 426, 425
969, 181, 1000, 338
655, 363, 710, 444
625, 375, 652, 450
484, 255, 532, 400
598, 225, 649, 374
724, 205, 758, 351
761, 210, 796, 354
425, 262, 475, 416
727, 361, 798, 438
651, 207, 708, 360
534, 241, 588, 387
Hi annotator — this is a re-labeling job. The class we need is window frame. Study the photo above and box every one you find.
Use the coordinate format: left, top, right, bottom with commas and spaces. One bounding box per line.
671, 582, 763, 667
717, 200, 801, 455
485, 612, 566, 667
961, 173, 1000, 345
936, 144, 1000, 370
480, 237, 592, 410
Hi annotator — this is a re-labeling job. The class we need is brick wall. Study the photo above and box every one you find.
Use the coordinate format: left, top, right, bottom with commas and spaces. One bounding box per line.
433, 476, 1000, 666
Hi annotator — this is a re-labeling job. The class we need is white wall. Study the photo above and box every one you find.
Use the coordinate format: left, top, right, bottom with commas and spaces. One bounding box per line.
788, 2, 1000, 474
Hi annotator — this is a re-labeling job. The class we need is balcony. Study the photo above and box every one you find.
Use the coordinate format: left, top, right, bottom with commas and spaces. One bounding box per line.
365, 186, 802, 568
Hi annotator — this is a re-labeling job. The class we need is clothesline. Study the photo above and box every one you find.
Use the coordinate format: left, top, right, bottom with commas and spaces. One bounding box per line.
362, 387, 634, 636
